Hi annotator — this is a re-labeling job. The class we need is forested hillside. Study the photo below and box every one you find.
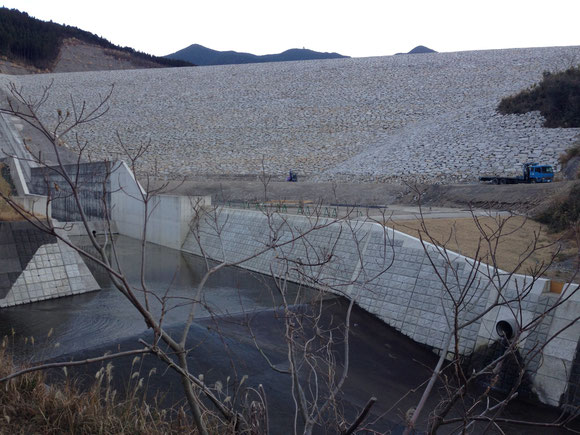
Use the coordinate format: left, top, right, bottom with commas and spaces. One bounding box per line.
0, 8, 192, 69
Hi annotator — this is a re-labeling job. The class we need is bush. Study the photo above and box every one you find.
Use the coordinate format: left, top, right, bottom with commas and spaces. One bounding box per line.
536, 183, 580, 232
498, 66, 580, 128
0, 163, 22, 221
559, 139, 580, 167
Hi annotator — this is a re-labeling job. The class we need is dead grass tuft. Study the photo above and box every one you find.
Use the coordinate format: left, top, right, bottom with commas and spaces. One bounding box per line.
0, 337, 198, 434
0, 163, 24, 222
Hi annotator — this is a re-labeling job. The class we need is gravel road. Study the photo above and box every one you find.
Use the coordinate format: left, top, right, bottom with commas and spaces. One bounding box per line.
152, 177, 578, 214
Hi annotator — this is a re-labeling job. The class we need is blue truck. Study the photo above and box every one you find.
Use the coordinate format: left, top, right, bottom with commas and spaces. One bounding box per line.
479, 163, 554, 184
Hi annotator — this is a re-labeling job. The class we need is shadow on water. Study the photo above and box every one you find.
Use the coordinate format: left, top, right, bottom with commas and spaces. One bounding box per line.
453, 338, 580, 434
466, 338, 539, 402
466, 338, 536, 401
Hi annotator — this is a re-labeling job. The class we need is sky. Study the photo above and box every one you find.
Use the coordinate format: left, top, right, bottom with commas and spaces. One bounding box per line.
2, 0, 579, 57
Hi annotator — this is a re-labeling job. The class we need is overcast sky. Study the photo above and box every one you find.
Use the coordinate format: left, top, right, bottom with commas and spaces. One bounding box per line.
2, 0, 579, 57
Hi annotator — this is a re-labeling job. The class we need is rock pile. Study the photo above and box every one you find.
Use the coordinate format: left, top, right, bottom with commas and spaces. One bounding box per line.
4, 46, 580, 183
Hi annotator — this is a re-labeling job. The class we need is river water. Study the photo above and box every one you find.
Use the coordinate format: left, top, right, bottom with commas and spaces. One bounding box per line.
0, 235, 319, 361
0, 236, 574, 433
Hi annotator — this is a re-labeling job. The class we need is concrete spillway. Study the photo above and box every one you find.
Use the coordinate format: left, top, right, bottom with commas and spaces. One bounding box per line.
1, 155, 579, 409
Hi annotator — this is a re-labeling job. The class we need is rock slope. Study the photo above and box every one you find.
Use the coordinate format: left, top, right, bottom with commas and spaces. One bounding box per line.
4, 46, 580, 183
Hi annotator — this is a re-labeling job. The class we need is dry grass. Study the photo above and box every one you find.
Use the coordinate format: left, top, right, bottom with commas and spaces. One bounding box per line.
388, 215, 578, 280
0, 163, 24, 222
559, 138, 580, 167
0, 337, 197, 434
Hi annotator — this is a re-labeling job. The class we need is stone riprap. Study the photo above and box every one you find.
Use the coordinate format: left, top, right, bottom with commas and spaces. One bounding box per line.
3, 46, 580, 183
181, 207, 580, 407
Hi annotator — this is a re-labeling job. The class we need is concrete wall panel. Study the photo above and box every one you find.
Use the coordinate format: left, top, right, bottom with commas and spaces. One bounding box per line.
182, 207, 580, 406
0, 221, 100, 307
110, 162, 210, 249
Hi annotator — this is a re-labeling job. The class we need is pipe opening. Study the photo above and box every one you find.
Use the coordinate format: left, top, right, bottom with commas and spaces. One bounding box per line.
496, 320, 515, 340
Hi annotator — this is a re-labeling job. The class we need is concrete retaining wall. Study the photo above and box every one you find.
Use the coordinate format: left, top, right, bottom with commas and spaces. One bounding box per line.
0, 221, 99, 307
181, 207, 580, 407
109, 162, 210, 250
27, 161, 211, 249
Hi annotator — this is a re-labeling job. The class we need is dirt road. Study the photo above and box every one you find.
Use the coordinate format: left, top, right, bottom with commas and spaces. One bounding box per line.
153, 177, 578, 214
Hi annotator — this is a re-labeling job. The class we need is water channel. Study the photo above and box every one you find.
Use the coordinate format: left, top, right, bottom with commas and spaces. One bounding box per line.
0, 236, 573, 433
0, 236, 317, 360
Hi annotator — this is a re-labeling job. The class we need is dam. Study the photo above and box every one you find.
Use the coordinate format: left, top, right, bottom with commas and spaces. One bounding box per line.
0, 45, 579, 425
3, 45, 580, 183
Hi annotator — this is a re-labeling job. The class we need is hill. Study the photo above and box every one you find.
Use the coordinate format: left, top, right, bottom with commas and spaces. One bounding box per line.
165, 44, 348, 66
0, 7, 193, 73
408, 45, 436, 54
396, 45, 437, 55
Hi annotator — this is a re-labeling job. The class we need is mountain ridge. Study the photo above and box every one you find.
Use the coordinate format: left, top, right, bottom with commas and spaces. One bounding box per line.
166, 43, 348, 66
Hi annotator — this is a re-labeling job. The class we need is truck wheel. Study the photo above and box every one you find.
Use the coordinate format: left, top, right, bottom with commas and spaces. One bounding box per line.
492, 179, 499, 185
500, 179, 506, 185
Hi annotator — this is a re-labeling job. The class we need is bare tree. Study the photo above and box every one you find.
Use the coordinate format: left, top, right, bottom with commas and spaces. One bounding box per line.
0, 82, 242, 434
1, 83, 579, 435
394, 190, 580, 434
0, 82, 396, 434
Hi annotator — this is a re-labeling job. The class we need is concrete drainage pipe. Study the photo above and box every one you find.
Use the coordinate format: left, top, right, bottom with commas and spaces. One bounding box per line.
495, 318, 518, 340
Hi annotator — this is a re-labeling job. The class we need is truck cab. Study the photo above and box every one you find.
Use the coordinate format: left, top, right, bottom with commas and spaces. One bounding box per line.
523, 163, 554, 183
479, 162, 555, 184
